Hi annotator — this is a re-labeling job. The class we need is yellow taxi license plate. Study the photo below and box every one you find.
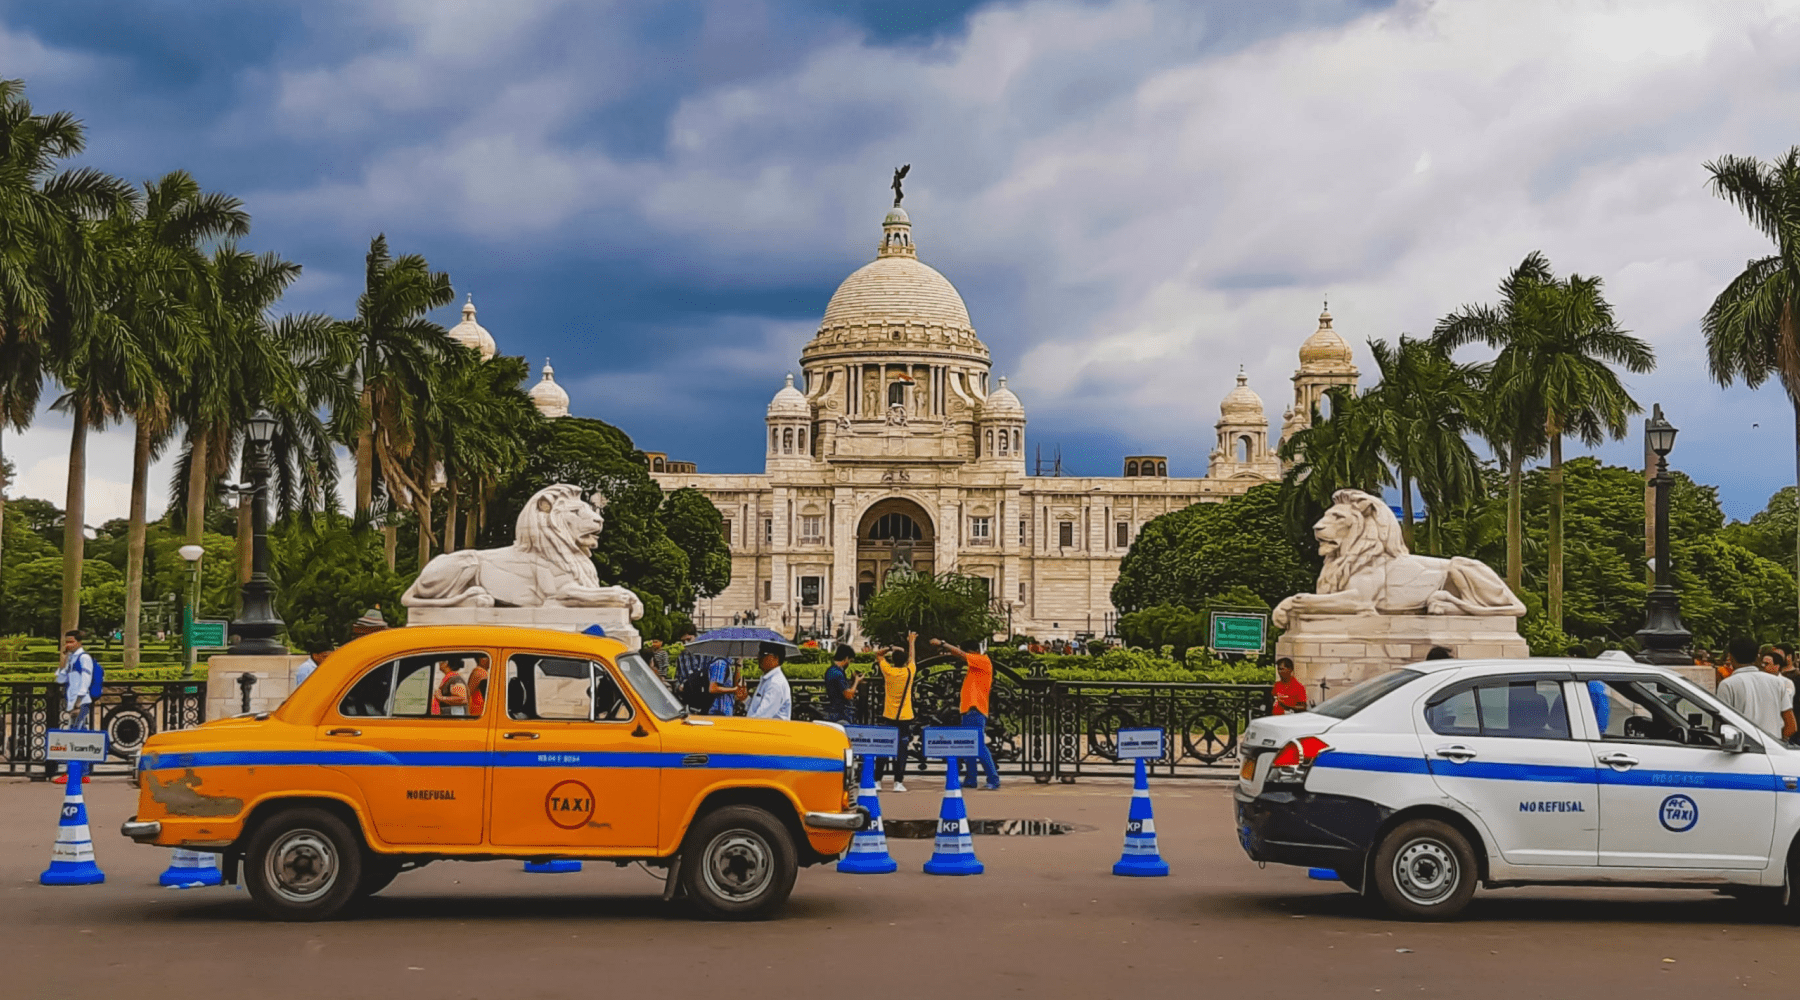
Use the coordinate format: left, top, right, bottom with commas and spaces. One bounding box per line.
1239, 758, 1256, 781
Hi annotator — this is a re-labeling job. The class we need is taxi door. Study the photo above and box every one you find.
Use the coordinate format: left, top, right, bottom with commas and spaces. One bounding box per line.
488, 650, 661, 851
1580, 675, 1776, 870
1417, 674, 1599, 866
321, 649, 493, 846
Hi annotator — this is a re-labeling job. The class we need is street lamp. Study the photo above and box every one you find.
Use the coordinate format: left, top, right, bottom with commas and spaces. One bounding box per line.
229, 409, 286, 655
1635, 404, 1692, 664
178, 544, 204, 679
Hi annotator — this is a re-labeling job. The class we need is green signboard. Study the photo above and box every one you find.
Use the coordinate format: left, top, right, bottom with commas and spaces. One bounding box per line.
1210, 611, 1267, 654
188, 619, 229, 649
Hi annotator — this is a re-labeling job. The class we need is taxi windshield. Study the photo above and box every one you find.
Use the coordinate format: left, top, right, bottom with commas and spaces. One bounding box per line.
616, 652, 683, 720
1312, 669, 1424, 719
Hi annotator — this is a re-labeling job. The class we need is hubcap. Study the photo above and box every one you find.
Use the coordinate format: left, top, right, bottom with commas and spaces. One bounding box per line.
701, 829, 773, 902
265, 828, 338, 903
1393, 836, 1459, 906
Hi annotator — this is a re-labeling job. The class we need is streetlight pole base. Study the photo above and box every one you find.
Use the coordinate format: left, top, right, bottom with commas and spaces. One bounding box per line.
1634, 586, 1691, 666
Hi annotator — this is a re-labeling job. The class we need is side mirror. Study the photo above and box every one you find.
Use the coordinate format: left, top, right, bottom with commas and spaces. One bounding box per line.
1719, 724, 1747, 754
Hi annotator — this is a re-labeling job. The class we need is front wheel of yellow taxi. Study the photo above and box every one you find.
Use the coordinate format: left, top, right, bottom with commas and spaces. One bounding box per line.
241, 805, 366, 921
679, 804, 800, 920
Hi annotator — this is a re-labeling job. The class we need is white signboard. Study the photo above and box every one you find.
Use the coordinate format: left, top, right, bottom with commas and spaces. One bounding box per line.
1116, 728, 1165, 760
845, 724, 901, 757
922, 726, 982, 759
45, 729, 107, 762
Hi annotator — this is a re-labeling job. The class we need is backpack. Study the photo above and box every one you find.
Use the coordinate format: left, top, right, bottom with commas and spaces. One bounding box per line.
85, 652, 103, 700
679, 666, 715, 713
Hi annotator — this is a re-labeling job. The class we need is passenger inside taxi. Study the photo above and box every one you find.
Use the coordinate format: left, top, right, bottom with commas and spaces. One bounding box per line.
505, 654, 634, 723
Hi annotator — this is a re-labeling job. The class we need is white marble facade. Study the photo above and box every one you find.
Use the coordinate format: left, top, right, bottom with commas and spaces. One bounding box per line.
650, 206, 1358, 640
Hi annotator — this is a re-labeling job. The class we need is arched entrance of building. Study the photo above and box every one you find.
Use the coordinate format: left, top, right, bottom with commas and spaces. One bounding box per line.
856, 497, 935, 609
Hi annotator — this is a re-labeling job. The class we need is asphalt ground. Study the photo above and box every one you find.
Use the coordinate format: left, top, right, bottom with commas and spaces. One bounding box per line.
5, 776, 1800, 1000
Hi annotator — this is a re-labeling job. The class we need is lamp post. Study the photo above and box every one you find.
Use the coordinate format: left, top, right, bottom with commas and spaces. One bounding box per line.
229, 409, 286, 655
1635, 404, 1692, 664
178, 544, 204, 679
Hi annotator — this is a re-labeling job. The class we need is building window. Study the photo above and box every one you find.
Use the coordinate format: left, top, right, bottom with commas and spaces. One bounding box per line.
1019, 519, 1027, 544
762, 580, 771, 602
764, 518, 773, 544
800, 515, 823, 543
782, 427, 793, 454
970, 516, 991, 542
1116, 522, 1129, 548
798, 427, 808, 453
798, 576, 822, 607
770, 428, 778, 452
888, 381, 906, 407
1126, 460, 1138, 476
722, 519, 733, 544
1059, 521, 1074, 548
1157, 460, 1167, 476
1018, 581, 1027, 603
869, 512, 923, 541
1013, 429, 1021, 453
985, 429, 994, 455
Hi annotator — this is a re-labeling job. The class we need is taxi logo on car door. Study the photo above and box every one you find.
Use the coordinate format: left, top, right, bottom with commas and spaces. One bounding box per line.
546, 779, 596, 829
1659, 794, 1699, 833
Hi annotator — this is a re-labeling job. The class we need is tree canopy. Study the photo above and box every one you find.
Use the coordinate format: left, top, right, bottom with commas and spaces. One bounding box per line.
1112, 483, 1319, 615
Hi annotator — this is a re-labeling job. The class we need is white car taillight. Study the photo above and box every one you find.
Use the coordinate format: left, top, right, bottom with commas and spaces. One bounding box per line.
1267, 736, 1331, 785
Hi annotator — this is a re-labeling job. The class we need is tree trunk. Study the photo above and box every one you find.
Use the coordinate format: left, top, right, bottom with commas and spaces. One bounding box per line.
124, 419, 152, 672
443, 478, 458, 554
1793, 401, 1799, 638
185, 425, 208, 544
1399, 472, 1415, 551
383, 524, 397, 571
355, 386, 374, 520
416, 494, 432, 571
1548, 434, 1564, 631
60, 401, 88, 639
1507, 449, 1523, 593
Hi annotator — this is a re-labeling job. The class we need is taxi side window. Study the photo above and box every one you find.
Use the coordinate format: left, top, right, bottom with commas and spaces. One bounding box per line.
1589, 677, 1727, 746
1425, 679, 1570, 739
339, 652, 488, 719
504, 654, 633, 723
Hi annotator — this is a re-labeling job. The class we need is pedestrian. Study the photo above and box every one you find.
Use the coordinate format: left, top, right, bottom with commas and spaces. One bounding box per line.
745, 642, 792, 720
1717, 636, 1796, 740
706, 656, 742, 716
53, 630, 97, 784
674, 634, 709, 689
645, 639, 669, 679
1694, 648, 1713, 669
932, 637, 1000, 790
431, 660, 469, 716
876, 633, 918, 792
1272, 657, 1308, 714
1425, 646, 1454, 660
822, 644, 862, 724
292, 641, 330, 689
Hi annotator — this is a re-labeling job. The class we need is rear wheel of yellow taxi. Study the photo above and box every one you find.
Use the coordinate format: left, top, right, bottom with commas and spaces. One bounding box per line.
680, 805, 798, 921
243, 807, 366, 921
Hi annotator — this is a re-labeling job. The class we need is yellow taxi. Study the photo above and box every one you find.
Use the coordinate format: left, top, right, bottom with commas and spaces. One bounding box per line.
120, 626, 865, 921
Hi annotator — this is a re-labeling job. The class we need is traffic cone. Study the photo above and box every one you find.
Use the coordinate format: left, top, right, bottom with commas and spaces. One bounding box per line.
40, 761, 105, 886
159, 848, 223, 887
1308, 868, 1340, 881
1111, 758, 1170, 877
524, 860, 582, 873
837, 756, 897, 874
922, 764, 983, 875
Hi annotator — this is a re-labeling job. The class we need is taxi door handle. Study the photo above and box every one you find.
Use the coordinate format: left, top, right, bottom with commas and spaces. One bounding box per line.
502, 731, 541, 740
1434, 745, 1477, 762
1597, 752, 1639, 769
326, 728, 361, 737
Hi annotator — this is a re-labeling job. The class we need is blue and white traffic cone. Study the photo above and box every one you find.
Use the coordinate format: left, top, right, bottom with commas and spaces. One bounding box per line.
40, 761, 105, 886
923, 764, 983, 876
1308, 868, 1340, 881
838, 756, 897, 874
1111, 758, 1170, 877
159, 848, 223, 887
524, 860, 582, 873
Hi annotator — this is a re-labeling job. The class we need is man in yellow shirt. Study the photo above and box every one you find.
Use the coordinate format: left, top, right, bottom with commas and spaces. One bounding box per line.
875, 632, 918, 792
933, 637, 1000, 790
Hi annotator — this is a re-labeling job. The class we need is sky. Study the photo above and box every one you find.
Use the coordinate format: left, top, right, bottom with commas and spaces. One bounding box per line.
3, 0, 1799, 529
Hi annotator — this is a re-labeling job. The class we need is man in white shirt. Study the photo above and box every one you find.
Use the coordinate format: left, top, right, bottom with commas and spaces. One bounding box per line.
53, 630, 96, 784
1716, 636, 1796, 740
292, 643, 329, 689
744, 643, 792, 721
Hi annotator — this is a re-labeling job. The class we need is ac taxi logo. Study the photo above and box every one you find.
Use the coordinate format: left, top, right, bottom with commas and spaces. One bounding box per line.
1659, 793, 1699, 833
546, 779, 596, 830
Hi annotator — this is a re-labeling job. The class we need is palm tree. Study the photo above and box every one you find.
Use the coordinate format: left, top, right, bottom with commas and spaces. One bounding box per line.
330, 235, 453, 568
1702, 147, 1800, 630
1278, 384, 1388, 539
1438, 255, 1653, 628
1363, 335, 1486, 552
434, 352, 539, 554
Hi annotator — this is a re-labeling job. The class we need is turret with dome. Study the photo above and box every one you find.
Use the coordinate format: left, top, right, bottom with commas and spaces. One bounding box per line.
447, 295, 497, 361
529, 359, 570, 419
1281, 303, 1361, 449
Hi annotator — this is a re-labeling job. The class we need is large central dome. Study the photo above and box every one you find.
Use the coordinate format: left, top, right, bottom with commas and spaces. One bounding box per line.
801, 207, 989, 368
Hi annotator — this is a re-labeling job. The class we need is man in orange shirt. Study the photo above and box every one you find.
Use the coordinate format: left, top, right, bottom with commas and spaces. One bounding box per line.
1272, 657, 1308, 715
933, 637, 1000, 789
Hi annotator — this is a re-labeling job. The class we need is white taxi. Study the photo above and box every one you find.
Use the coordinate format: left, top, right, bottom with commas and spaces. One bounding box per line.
1235, 658, 1800, 920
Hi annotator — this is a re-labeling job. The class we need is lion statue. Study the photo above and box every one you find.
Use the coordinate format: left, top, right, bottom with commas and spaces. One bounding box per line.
401, 484, 645, 618
1271, 489, 1524, 628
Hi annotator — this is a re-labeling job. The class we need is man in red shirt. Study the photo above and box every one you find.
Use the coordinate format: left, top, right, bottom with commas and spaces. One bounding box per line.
1272, 657, 1308, 715
933, 637, 1000, 789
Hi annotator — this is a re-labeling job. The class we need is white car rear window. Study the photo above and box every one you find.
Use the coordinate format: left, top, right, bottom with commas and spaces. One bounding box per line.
1312, 669, 1424, 719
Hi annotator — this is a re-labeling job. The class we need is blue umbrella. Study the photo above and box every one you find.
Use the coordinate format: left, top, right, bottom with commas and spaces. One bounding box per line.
682, 627, 800, 660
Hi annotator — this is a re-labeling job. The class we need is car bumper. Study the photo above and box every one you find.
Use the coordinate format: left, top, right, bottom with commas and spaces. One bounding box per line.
804, 806, 870, 831
121, 817, 162, 843
1235, 787, 1389, 876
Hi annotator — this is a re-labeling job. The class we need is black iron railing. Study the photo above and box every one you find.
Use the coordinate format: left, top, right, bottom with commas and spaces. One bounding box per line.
1, 681, 206, 777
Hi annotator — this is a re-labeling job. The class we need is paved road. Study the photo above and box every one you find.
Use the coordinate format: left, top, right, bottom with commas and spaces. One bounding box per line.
4, 777, 1799, 999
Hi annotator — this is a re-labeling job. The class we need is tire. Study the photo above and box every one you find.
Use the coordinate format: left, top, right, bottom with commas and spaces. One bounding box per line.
679, 805, 798, 921
357, 856, 404, 898
1371, 819, 1478, 921
242, 807, 364, 921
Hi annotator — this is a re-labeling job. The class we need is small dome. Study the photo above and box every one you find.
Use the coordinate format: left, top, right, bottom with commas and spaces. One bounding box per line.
529, 359, 569, 418
884, 206, 910, 225
447, 294, 497, 361
1298, 305, 1353, 368
981, 376, 1024, 418
1219, 367, 1264, 418
766, 373, 810, 419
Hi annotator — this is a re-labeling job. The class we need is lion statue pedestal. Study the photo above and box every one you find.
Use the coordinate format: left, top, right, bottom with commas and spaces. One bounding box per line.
402, 484, 646, 649
1273, 489, 1528, 696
